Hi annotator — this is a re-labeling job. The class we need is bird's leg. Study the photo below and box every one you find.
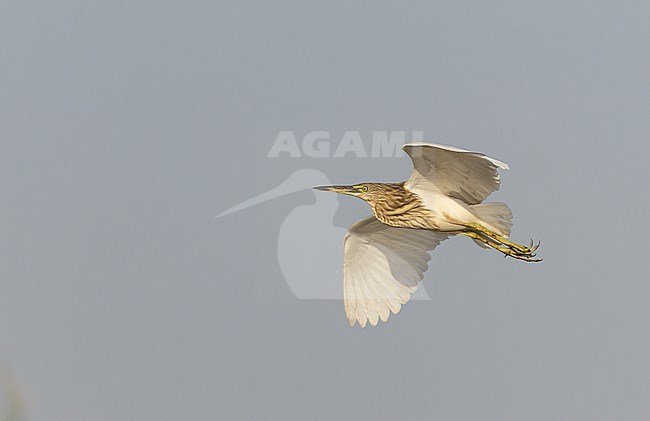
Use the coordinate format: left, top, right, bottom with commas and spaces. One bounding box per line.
463, 223, 540, 256
460, 231, 542, 262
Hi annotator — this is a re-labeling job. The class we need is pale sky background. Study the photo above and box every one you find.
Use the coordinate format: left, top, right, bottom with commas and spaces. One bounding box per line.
2, 1, 650, 420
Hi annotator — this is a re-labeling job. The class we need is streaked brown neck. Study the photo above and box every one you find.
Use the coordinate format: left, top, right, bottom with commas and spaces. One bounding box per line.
366, 183, 434, 229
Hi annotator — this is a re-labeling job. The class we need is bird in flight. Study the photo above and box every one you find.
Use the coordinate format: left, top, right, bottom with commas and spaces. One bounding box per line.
314, 142, 541, 327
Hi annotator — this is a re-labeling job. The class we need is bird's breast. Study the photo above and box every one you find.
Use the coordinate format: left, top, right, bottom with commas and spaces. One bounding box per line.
408, 186, 478, 232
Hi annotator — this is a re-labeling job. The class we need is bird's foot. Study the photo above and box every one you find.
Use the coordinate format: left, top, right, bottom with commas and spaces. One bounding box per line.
503, 238, 541, 256
464, 223, 541, 258
485, 237, 542, 262
498, 243, 543, 262
462, 230, 542, 262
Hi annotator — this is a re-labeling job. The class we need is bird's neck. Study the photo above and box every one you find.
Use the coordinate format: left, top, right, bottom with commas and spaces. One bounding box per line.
369, 183, 428, 228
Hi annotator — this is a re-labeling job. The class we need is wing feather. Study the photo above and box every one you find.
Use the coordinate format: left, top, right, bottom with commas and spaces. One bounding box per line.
360, 259, 389, 323
359, 261, 380, 327
403, 142, 509, 205
343, 263, 357, 326
343, 216, 449, 327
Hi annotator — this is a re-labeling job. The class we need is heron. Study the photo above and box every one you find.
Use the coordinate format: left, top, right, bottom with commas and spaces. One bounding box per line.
314, 142, 541, 327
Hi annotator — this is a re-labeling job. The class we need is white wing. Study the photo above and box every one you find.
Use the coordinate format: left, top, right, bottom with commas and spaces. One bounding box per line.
343, 216, 449, 327
403, 142, 509, 205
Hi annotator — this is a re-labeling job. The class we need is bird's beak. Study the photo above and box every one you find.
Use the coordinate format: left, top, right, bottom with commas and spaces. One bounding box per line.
313, 185, 358, 196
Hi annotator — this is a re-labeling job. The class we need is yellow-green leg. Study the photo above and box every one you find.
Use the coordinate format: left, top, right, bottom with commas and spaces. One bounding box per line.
463, 222, 540, 256
460, 231, 542, 262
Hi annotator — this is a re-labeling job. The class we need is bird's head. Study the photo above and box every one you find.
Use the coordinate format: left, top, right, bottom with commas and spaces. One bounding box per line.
313, 183, 384, 202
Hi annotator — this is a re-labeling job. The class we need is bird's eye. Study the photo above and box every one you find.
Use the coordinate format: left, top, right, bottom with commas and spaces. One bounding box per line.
360, 186, 368, 192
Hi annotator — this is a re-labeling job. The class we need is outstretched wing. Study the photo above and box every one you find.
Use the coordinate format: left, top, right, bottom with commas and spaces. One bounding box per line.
343, 216, 449, 327
403, 142, 509, 205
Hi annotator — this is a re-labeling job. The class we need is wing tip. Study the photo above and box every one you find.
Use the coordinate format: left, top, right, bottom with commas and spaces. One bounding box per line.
402, 142, 510, 169
348, 306, 399, 327
492, 159, 510, 170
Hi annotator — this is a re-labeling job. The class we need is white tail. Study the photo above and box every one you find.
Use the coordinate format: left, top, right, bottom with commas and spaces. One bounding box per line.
470, 202, 513, 238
